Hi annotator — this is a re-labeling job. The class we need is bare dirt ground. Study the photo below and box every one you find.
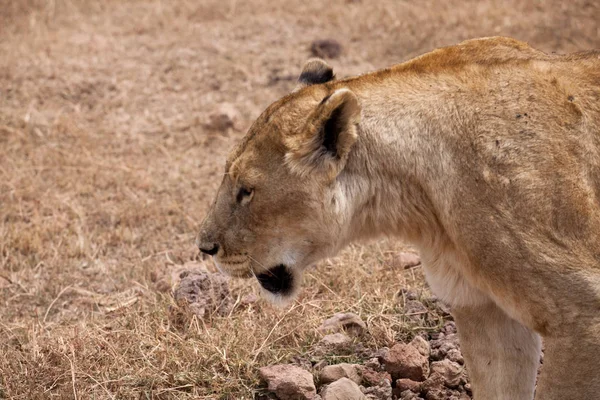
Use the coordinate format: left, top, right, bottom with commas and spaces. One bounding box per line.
1, 0, 599, 398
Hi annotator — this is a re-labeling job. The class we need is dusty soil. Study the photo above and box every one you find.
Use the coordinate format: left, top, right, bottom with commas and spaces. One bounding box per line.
1, 0, 598, 399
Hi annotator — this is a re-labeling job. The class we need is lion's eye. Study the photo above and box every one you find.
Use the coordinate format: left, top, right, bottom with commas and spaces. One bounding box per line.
236, 187, 254, 204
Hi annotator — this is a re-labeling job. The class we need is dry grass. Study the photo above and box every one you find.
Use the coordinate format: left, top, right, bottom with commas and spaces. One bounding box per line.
1, 0, 599, 398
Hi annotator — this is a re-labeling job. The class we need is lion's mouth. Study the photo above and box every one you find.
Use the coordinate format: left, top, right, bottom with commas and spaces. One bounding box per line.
214, 258, 253, 278
256, 265, 294, 295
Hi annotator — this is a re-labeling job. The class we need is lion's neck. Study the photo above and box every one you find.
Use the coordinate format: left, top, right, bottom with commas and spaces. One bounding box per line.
340, 101, 449, 249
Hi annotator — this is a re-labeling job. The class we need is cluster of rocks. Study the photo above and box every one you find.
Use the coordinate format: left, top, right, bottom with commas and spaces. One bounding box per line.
166, 255, 472, 399
259, 313, 471, 400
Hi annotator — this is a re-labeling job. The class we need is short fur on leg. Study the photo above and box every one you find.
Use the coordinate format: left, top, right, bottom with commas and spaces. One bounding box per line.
535, 320, 600, 399
453, 302, 541, 400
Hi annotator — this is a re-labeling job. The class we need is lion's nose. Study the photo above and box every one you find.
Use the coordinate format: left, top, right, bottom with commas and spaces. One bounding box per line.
198, 242, 219, 256
197, 212, 220, 256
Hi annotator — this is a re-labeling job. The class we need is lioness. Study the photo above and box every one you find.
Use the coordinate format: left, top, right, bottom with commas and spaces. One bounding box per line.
197, 37, 600, 399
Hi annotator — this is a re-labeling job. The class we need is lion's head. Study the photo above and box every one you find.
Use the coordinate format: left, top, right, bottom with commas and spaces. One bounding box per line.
196, 59, 362, 301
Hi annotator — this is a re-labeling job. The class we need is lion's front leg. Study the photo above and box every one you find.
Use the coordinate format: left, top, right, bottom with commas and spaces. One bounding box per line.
421, 252, 540, 400
453, 302, 541, 400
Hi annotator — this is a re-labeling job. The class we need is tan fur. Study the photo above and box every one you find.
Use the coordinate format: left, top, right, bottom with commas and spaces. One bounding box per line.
197, 37, 600, 399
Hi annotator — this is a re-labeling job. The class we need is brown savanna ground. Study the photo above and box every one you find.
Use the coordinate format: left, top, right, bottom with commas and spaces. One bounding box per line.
1, 0, 599, 398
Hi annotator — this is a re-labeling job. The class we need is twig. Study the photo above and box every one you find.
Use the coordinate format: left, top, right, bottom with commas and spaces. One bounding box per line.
155, 384, 194, 394
43, 285, 72, 323
69, 346, 78, 400
0, 273, 13, 284
81, 371, 116, 400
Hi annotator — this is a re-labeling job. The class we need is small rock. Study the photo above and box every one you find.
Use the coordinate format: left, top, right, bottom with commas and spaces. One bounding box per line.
392, 252, 421, 269
399, 390, 421, 400
382, 343, 429, 381
425, 388, 464, 400
310, 39, 343, 59
172, 270, 231, 318
395, 379, 422, 393
425, 388, 450, 400
464, 383, 472, 395
361, 384, 393, 400
360, 367, 392, 387
421, 372, 445, 394
442, 322, 457, 335
319, 333, 352, 348
321, 378, 366, 400
404, 300, 428, 318
430, 360, 463, 388
320, 363, 362, 385
155, 261, 209, 293
409, 336, 430, 358
206, 102, 240, 131
319, 313, 366, 336
364, 357, 381, 371
259, 364, 316, 400
433, 300, 452, 316
430, 333, 460, 361
446, 348, 464, 365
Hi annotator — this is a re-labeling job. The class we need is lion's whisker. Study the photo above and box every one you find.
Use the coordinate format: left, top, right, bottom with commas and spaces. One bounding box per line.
247, 255, 275, 276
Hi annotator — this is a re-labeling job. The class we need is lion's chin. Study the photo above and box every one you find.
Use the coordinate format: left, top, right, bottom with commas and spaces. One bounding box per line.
256, 264, 296, 297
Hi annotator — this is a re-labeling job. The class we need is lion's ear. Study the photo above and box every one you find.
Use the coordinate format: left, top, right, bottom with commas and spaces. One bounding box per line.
294, 58, 334, 91
285, 88, 361, 180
